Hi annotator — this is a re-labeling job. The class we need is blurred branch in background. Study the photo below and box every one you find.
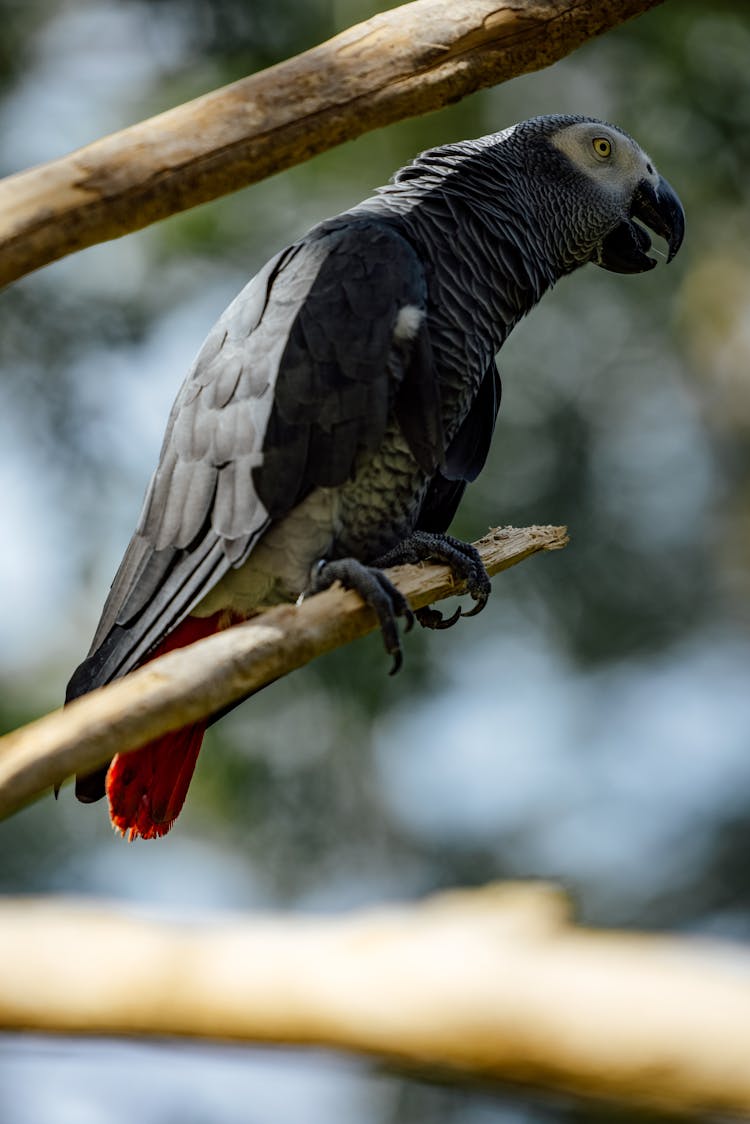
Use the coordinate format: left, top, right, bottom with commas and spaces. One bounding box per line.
2, 882, 749, 1118
0, 0, 665, 287
0, 524, 566, 820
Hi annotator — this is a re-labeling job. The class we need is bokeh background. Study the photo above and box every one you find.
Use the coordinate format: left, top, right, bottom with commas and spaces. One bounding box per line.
1, 1, 750, 1120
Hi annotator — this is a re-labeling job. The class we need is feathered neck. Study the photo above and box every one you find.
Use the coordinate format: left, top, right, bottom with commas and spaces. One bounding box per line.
352, 135, 562, 348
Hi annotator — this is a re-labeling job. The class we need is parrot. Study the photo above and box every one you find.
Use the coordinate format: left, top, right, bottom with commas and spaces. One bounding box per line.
66, 114, 685, 840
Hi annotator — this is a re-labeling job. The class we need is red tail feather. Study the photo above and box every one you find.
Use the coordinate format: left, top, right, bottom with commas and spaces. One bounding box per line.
106, 613, 230, 841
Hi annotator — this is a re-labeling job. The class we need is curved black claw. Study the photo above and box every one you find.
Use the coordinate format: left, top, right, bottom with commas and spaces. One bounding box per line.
309, 558, 414, 675
415, 604, 463, 631
376, 531, 492, 625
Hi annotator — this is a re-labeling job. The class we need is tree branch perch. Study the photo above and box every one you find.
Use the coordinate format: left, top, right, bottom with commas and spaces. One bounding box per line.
0, 0, 664, 286
1, 882, 749, 1118
0, 524, 566, 820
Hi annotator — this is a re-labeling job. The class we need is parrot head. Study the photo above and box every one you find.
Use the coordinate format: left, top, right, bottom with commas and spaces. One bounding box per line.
540, 117, 685, 274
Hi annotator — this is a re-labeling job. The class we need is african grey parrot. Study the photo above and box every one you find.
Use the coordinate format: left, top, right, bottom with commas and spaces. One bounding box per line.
66, 114, 684, 840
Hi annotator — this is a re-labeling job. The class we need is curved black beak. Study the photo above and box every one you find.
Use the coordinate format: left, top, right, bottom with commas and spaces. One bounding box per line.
596, 175, 685, 275
633, 175, 685, 263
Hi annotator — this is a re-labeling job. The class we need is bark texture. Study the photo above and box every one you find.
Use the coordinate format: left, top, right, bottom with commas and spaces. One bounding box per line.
0, 524, 567, 818
0, 0, 665, 286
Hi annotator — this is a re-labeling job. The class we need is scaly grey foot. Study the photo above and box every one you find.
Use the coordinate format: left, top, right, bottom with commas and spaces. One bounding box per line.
309, 558, 414, 675
375, 531, 491, 630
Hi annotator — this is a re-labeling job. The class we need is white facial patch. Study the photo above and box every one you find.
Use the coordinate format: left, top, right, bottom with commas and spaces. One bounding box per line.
394, 304, 424, 341
550, 121, 649, 192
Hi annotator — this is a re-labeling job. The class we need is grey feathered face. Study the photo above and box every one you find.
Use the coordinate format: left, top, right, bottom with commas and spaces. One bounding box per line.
546, 120, 685, 274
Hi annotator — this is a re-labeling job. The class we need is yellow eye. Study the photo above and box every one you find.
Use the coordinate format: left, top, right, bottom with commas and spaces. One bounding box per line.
593, 137, 612, 158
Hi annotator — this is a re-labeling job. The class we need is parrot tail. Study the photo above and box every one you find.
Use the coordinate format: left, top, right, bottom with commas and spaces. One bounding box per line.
104, 612, 228, 841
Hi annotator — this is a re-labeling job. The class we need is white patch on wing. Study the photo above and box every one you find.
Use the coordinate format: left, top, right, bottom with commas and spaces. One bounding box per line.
393, 304, 424, 341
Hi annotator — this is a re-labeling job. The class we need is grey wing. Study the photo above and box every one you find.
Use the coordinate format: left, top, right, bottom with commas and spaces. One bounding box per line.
416, 361, 501, 534
251, 216, 443, 515
68, 218, 440, 697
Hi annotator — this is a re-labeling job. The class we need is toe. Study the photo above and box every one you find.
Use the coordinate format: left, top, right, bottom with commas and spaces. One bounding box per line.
312, 558, 412, 673
416, 604, 463, 630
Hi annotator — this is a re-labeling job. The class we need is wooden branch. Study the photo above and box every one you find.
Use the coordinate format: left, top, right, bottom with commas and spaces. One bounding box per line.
0, 0, 664, 286
1, 882, 749, 1117
0, 524, 566, 819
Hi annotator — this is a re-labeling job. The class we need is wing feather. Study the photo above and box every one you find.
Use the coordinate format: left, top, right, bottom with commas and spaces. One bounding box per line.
69, 218, 440, 698
417, 362, 502, 533
253, 216, 441, 513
